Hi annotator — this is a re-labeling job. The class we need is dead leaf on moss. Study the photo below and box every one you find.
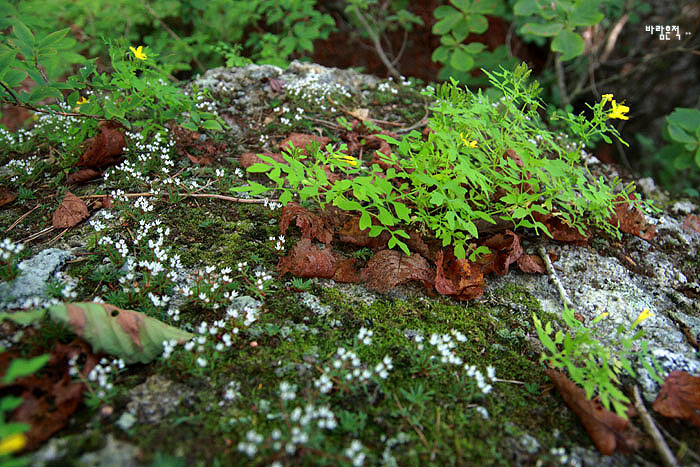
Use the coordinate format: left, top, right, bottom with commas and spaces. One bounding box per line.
546, 369, 639, 455
52, 191, 89, 228
608, 194, 656, 241
278, 238, 339, 278
280, 133, 330, 155
360, 249, 434, 293
332, 258, 362, 283
336, 215, 390, 249
186, 150, 214, 166
67, 168, 102, 185
682, 214, 700, 234
0, 186, 17, 207
75, 121, 125, 168
279, 203, 334, 244
652, 370, 700, 427
434, 250, 485, 300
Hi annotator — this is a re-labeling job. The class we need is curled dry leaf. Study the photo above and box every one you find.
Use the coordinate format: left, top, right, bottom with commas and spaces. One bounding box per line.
48, 302, 194, 364
332, 258, 362, 283
652, 370, 700, 427
240, 151, 286, 169
435, 250, 485, 300
278, 238, 338, 278
279, 203, 334, 244
682, 214, 700, 234
336, 215, 390, 249
52, 191, 89, 228
280, 133, 330, 155
546, 369, 640, 455
479, 230, 523, 275
360, 249, 434, 293
67, 168, 102, 185
75, 121, 125, 168
608, 194, 656, 241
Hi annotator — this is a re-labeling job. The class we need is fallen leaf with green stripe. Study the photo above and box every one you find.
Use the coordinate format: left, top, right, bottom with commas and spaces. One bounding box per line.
47, 302, 194, 364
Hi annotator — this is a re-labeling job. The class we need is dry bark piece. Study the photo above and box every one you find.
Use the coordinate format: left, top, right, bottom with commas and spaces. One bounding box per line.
546, 369, 640, 455
360, 249, 434, 293
279, 203, 334, 245
52, 191, 89, 228
75, 121, 125, 168
278, 238, 339, 278
652, 370, 700, 427
434, 249, 485, 300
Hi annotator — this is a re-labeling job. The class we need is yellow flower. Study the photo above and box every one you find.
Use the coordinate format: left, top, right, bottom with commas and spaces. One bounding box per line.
0, 433, 27, 455
601, 93, 614, 104
608, 100, 630, 120
129, 45, 147, 61
336, 155, 358, 166
460, 132, 478, 148
631, 308, 653, 328
76, 96, 89, 105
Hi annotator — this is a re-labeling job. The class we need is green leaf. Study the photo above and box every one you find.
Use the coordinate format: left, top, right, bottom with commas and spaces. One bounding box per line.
520, 22, 563, 37
12, 20, 35, 49
0, 395, 24, 412
514, 0, 541, 16
0, 50, 16, 76
667, 107, 700, 133
279, 190, 293, 205
27, 85, 62, 103
36, 28, 70, 50
450, 47, 475, 71
1, 354, 50, 384
432, 7, 462, 34
552, 28, 585, 61
0, 309, 46, 325
246, 162, 272, 173
571, 2, 604, 26
201, 119, 223, 131
47, 302, 195, 364
359, 210, 371, 230
467, 14, 488, 34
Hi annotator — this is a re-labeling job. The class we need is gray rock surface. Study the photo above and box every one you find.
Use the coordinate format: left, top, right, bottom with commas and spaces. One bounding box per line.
0, 248, 72, 310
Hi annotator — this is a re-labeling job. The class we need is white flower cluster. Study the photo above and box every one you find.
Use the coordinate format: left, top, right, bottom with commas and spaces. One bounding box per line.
0, 238, 24, 261
70, 357, 126, 399
428, 329, 467, 366
286, 74, 353, 104
377, 81, 398, 95
357, 327, 373, 345
344, 439, 366, 467
6, 156, 40, 183
464, 364, 496, 394
269, 235, 285, 252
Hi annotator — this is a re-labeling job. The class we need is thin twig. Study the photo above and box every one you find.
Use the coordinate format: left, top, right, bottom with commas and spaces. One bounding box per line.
349, 5, 401, 79
555, 55, 570, 108
538, 245, 573, 309
396, 109, 429, 134
21, 226, 54, 244
632, 385, 677, 467
392, 393, 430, 449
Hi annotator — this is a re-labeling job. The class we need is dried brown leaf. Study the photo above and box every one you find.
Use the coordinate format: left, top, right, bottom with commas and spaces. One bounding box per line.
0, 186, 17, 207
278, 238, 338, 278
66, 168, 102, 185
516, 254, 546, 274
652, 370, 700, 427
52, 191, 89, 228
76, 121, 125, 168
360, 249, 433, 293
546, 369, 640, 455
279, 203, 334, 244
480, 230, 523, 275
239, 151, 286, 169
682, 214, 700, 234
332, 258, 362, 283
280, 133, 330, 155
608, 194, 656, 241
336, 215, 390, 249
434, 250, 485, 300
533, 212, 589, 244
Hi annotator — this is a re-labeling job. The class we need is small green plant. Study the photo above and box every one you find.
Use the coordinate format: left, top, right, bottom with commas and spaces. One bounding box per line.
0, 239, 25, 283
533, 306, 662, 417
0, 354, 50, 464
290, 277, 313, 291
237, 63, 648, 259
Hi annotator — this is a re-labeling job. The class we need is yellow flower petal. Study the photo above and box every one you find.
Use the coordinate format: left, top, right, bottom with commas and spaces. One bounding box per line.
76, 97, 89, 105
0, 433, 27, 455
631, 308, 653, 328
129, 45, 147, 60
608, 100, 630, 120
601, 93, 614, 104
